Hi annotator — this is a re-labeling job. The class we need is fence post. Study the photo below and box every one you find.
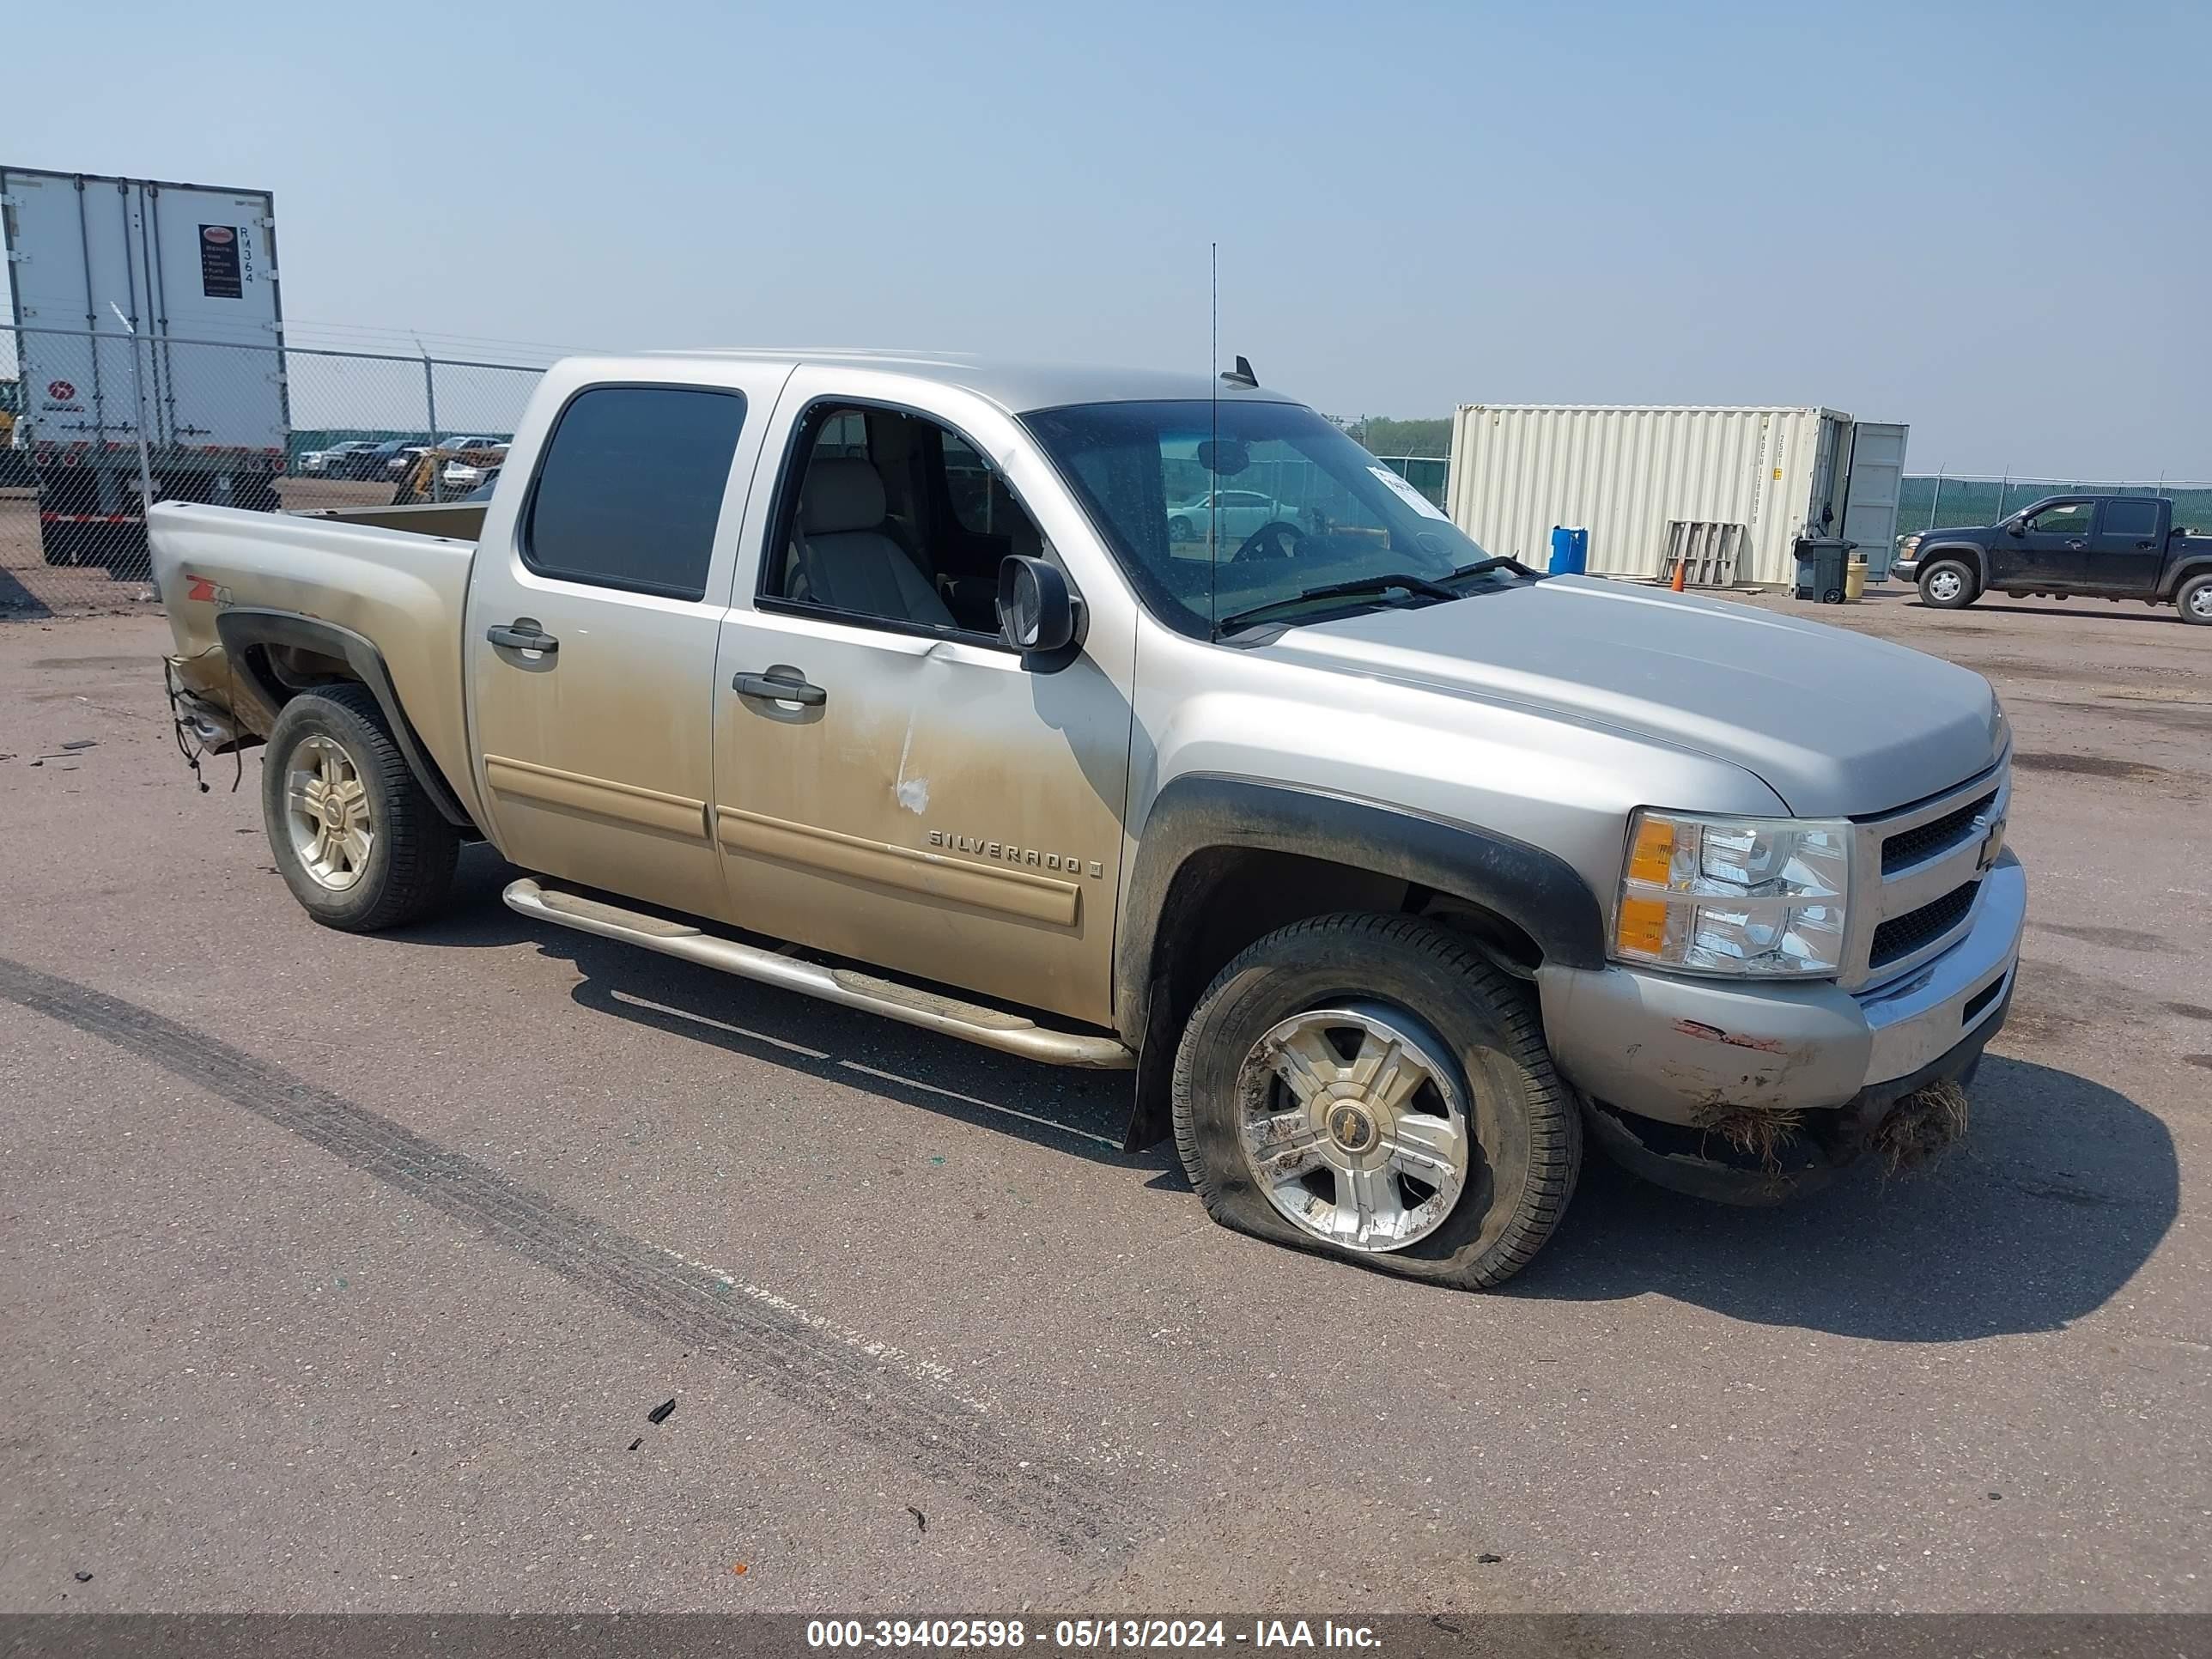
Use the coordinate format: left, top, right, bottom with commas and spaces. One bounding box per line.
1928, 469, 1942, 529
106, 305, 159, 539
421, 350, 442, 501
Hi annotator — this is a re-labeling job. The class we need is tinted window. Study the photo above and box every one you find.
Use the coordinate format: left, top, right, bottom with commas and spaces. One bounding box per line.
523, 386, 745, 599
2100, 499, 2160, 539
2026, 501, 2094, 537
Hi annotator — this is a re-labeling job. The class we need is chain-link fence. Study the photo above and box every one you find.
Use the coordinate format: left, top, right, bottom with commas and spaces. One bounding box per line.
1904, 472, 2212, 537
1, 325, 545, 617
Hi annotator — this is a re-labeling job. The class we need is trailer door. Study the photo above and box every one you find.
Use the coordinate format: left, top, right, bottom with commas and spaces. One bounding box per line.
1842, 422, 1908, 579
137, 182, 287, 452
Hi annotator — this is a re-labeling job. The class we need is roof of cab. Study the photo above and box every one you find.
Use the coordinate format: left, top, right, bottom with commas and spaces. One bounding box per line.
629, 347, 1297, 415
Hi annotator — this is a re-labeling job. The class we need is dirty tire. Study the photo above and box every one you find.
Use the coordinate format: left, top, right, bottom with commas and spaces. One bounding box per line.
1170, 913, 1580, 1290
2175, 572, 2212, 626
1917, 559, 1978, 610
262, 684, 459, 932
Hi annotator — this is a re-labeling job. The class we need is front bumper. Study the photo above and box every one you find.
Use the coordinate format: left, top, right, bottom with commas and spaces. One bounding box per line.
1892, 556, 1923, 582
1534, 851, 2024, 1127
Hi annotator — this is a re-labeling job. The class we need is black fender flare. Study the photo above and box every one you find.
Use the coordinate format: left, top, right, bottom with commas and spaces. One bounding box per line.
215, 608, 474, 830
1912, 543, 1990, 586
1116, 775, 1609, 1042
2160, 557, 2212, 600
1113, 774, 1607, 1148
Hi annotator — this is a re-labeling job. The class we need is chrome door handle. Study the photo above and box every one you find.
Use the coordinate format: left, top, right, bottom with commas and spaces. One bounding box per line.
732, 665, 826, 706
486, 619, 558, 653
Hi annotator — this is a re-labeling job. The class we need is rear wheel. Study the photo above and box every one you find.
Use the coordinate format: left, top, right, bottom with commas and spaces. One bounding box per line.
2177, 573, 2212, 626
1171, 914, 1581, 1291
1918, 559, 1978, 609
262, 684, 459, 931
1168, 515, 1193, 543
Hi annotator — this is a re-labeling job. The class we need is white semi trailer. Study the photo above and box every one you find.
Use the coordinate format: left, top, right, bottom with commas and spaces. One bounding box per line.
2, 167, 288, 575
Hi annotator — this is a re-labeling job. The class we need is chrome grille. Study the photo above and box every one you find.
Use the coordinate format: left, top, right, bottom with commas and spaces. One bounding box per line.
1844, 756, 2008, 991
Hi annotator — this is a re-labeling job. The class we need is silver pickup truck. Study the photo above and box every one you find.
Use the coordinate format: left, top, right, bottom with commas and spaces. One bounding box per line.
150, 350, 2024, 1290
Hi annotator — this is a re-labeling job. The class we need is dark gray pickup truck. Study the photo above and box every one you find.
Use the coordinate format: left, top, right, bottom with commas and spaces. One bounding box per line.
1894, 495, 2212, 623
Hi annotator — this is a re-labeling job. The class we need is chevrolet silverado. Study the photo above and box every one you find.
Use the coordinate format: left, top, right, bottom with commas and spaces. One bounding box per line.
149, 349, 2025, 1289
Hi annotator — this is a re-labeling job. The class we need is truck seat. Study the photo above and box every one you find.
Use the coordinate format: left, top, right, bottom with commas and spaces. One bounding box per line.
791, 458, 955, 629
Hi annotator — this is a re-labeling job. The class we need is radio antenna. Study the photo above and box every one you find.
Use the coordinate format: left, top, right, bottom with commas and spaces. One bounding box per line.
1208, 240, 1219, 641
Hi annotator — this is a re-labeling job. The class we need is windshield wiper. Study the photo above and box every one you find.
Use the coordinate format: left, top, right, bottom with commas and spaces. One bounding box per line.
1449, 556, 1535, 581
1217, 572, 1461, 637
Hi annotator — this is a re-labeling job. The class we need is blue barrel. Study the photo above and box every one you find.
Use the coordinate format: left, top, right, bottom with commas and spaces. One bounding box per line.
1548, 526, 1589, 575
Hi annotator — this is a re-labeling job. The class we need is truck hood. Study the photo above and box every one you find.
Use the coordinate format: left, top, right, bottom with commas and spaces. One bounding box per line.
1257, 577, 2005, 817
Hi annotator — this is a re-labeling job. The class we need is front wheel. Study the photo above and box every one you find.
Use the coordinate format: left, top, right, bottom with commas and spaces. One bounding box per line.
1170, 914, 1581, 1290
1167, 515, 1193, 544
2177, 572, 2212, 626
1917, 559, 1978, 609
262, 684, 459, 931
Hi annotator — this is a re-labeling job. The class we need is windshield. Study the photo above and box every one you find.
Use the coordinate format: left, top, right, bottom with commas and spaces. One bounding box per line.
1022, 398, 1497, 637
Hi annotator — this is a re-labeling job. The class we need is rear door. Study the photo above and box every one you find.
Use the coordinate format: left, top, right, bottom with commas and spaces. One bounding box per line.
462, 367, 788, 921
2083, 497, 2167, 594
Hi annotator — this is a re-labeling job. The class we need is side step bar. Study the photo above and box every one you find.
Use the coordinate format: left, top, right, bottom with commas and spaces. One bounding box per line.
503, 878, 1135, 1071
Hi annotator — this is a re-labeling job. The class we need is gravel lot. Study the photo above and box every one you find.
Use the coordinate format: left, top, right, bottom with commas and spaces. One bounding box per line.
1, 584, 2205, 1613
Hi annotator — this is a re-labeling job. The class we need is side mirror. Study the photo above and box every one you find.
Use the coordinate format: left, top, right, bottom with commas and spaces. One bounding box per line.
2005, 518, 2027, 537
997, 556, 1077, 659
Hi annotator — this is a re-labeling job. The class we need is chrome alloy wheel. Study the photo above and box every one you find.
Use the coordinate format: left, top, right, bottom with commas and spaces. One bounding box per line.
283, 734, 374, 891
1924, 567, 1966, 603
2189, 583, 2212, 622
1236, 1002, 1473, 1252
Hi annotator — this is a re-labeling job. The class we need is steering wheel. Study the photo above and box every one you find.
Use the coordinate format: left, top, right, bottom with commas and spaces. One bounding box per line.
1231, 520, 1308, 562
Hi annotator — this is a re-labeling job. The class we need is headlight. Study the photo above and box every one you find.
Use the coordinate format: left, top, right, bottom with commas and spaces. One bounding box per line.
1613, 810, 1851, 977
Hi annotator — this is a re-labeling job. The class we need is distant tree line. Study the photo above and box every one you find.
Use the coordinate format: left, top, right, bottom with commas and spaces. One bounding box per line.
1342, 416, 1451, 457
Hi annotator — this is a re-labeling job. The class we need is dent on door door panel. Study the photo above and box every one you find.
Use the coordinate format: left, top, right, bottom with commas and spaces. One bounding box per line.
712, 629, 1129, 1027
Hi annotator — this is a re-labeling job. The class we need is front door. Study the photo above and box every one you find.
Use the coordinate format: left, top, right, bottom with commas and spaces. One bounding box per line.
2083, 497, 2168, 595
1993, 497, 2094, 589
709, 377, 1133, 1027
463, 369, 788, 921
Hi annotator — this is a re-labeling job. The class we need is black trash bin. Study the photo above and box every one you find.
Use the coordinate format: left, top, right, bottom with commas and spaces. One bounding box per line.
1793, 536, 1855, 604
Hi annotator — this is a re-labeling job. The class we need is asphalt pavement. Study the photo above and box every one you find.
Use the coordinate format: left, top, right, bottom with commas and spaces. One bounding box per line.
1, 587, 2205, 1613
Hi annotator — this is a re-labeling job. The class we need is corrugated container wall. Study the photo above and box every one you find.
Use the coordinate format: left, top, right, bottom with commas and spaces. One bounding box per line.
1446, 405, 1903, 587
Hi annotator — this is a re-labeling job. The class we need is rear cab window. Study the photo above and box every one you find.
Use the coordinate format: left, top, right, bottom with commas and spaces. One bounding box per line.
521, 385, 747, 600
2099, 498, 2161, 540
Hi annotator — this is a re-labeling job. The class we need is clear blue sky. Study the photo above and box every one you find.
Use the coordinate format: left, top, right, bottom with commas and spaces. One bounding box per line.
13, 0, 2209, 476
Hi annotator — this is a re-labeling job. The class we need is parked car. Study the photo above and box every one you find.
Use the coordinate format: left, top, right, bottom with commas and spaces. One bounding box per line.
1895, 495, 2212, 624
148, 349, 2021, 1291
298, 441, 378, 477
1165, 488, 1300, 544
353, 440, 420, 481
442, 447, 506, 491
384, 446, 433, 480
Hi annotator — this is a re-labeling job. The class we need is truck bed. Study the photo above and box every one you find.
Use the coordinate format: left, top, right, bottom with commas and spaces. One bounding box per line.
149, 501, 484, 825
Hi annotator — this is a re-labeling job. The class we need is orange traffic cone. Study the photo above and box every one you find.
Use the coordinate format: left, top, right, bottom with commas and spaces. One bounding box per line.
1670, 558, 1686, 593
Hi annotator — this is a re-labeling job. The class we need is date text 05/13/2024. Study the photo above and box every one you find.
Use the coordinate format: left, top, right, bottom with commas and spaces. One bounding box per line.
805, 1619, 1382, 1650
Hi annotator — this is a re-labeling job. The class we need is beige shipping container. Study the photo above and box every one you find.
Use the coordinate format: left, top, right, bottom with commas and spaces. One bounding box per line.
1445, 404, 1905, 587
